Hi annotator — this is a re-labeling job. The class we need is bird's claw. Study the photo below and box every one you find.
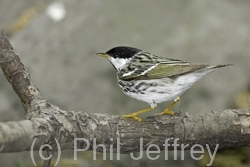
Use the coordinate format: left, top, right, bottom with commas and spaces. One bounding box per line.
122, 114, 142, 122
155, 110, 174, 116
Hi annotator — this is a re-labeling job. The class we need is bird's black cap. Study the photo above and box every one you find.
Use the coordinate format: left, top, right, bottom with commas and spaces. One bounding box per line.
106, 46, 142, 59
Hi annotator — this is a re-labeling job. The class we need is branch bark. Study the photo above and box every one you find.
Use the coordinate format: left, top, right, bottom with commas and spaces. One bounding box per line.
0, 28, 250, 155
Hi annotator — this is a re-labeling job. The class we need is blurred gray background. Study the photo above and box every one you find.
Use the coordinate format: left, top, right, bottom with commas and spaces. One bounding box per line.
0, 0, 250, 166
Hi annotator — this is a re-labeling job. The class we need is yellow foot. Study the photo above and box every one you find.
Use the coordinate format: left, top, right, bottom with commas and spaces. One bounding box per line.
122, 106, 156, 122
155, 110, 174, 116
155, 97, 180, 116
122, 114, 142, 122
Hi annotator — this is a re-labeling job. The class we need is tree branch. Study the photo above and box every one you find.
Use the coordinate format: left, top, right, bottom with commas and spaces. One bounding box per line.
0, 28, 249, 155
0, 28, 44, 111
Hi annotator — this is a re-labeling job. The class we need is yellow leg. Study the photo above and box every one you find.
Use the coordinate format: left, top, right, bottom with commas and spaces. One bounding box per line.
122, 106, 156, 122
155, 97, 180, 116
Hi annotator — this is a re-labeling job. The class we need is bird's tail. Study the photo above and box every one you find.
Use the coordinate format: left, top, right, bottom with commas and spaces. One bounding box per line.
209, 64, 233, 70
196, 64, 232, 77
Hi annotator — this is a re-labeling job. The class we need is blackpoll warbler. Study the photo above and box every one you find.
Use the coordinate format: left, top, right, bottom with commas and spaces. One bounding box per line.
97, 46, 231, 122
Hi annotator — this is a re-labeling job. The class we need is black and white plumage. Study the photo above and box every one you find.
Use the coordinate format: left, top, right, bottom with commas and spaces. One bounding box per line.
98, 46, 231, 121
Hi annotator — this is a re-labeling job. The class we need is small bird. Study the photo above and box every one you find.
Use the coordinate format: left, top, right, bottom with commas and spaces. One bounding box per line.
97, 46, 231, 122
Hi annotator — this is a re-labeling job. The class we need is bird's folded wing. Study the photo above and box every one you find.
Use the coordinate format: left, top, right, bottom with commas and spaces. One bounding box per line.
119, 63, 209, 81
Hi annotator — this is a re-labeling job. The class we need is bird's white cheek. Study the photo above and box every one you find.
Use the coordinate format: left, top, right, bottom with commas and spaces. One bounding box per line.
109, 57, 130, 70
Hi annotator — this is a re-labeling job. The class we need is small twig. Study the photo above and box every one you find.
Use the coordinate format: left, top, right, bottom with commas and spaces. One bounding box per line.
42, 150, 53, 167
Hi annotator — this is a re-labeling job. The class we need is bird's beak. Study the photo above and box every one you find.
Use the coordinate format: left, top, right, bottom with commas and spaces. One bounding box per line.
96, 53, 110, 59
